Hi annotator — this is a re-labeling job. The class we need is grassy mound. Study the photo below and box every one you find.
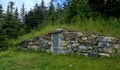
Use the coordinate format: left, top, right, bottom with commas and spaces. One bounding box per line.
1, 18, 120, 70
15, 18, 120, 45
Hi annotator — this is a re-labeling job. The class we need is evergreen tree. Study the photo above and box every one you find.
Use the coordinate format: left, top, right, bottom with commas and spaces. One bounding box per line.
9, 1, 14, 15
20, 3, 25, 24
0, 4, 4, 24
2, 1, 20, 38
40, 0, 46, 12
56, 3, 62, 18
47, 0, 55, 22
40, 0, 46, 20
89, 0, 120, 18
63, 0, 92, 22
25, 3, 44, 30
14, 7, 19, 20
0, 4, 5, 49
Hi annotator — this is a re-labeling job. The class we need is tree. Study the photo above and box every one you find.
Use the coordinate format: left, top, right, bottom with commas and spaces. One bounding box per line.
40, 0, 46, 20
2, 1, 20, 38
9, 1, 14, 15
56, 3, 63, 18
62, 0, 93, 23
0, 4, 4, 24
0, 4, 5, 49
89, 0, 120, 18
40, 0, 46, 12
25, 3, 45, 30
47, 0, 55, 22
14, 7, 19, 20
20, 3, 25, 24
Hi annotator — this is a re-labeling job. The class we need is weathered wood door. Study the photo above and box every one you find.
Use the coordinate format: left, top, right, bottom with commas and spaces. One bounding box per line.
52, 34, 60, 54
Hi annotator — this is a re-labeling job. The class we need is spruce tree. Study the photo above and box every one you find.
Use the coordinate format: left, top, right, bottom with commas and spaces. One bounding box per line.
25, 3, 45, 30
0, 4, 5, 49
20, 3, 25, 24
3, 1, 20, 38
47, 0, 55, 22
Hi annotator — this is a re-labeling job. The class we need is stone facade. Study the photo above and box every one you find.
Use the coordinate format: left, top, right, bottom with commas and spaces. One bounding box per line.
18, 28, 120, 57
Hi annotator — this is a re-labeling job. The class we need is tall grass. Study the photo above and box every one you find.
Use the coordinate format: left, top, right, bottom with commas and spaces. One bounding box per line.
13, 16, 120, 45
0, 48, 120, 70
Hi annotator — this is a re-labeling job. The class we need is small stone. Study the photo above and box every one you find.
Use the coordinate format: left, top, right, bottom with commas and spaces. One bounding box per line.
104, 37, 117, 43
77, 32, 83, 36
78, 44, 87, 50
98, 36, 106, 42
91, 35, 98, 39
33, 46, 39, 50
106, 44, 120, 53
88, 47, 93, 50
61, 41, 67, 46
104, 47, 115, 55
72, 43, 80, 47
28, 42, 33, 45
56, 28, 64, 31
82, 37, 88, 41
117, 39, 120, 44
98, 42, 107, 47
112, 44, 120, 49
98, 53, 110, 57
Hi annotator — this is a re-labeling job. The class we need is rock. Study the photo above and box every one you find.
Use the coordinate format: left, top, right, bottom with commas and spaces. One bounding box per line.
78, 44, 87, 52
28, 45, 39, 51
98, 36, 106, 42
104, 37, 117, 43
98, 42, 109, 48
88, 47, 93, 50
88, 52, 99, 57
82, 53, 89, 56
117, 39, 120, 44
60, 46, 67, 50
113, 44, 120, 49
66, 45, 71, 53
28, 42, 33, 44
56, 28, 64, 31
48, 42, 52, 45
91, 35, 98, 39
72, 43, 80, 47
104, 47, 115, 55
91, 40, 98, 45
61, 41, 67, 46
44, 46, 50, 49
82, 37, 88, 41
77, 32, 83, 36
98, 53, 110, 57
112, 44, 120, 53
46, 49, 50, 53
72, 47, 78, 53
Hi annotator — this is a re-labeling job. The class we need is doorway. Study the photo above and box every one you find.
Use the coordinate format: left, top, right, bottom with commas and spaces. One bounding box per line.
52, 33, 60, 54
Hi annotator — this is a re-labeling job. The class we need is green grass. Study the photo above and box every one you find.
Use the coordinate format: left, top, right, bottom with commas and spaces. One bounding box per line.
1, 17, 120, 70
14, 18, 120, 45
0, 48, 120, 70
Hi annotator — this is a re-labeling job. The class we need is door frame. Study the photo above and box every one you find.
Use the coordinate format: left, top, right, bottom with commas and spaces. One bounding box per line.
51, 33, 60, 54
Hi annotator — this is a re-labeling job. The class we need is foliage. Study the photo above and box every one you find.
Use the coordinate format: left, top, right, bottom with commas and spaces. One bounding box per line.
88, 0, 120, 18
25, 4, 44, 30
0, 48, 120, 70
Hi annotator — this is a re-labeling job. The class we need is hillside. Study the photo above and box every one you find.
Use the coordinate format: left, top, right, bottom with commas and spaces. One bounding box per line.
15, 21, 120, 45
0, 23, 120, 70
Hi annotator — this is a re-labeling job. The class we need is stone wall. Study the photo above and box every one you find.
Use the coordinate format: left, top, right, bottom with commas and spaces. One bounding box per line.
18, 28, 120, 57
